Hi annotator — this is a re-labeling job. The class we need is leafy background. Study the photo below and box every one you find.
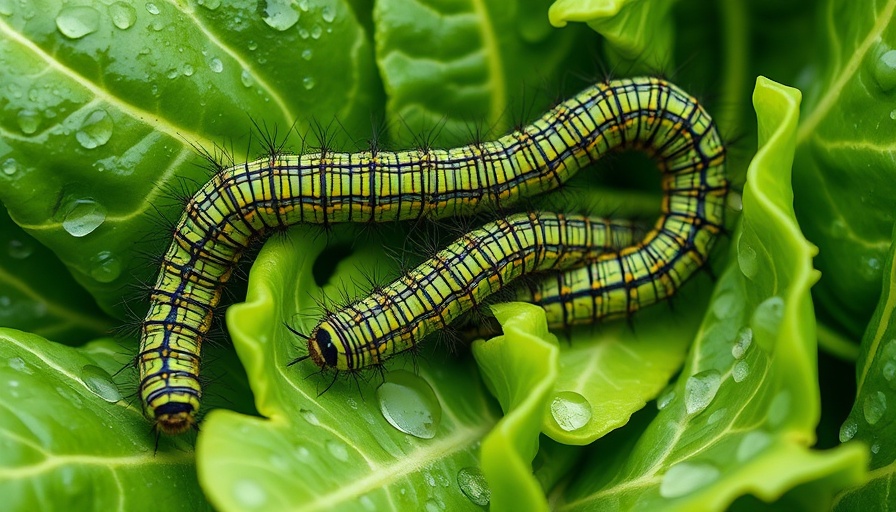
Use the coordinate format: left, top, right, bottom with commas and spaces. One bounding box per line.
0, 0, 893, 510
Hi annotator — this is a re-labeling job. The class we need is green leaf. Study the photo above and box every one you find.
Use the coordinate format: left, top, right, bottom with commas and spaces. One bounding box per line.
0, 0, 379, 317
792, 0, 896, 337
550, 77, 867, 511
0, 329, 206, 510
374, 0, 586, 147
833, 223, 896, 510
0, 207, 114, 344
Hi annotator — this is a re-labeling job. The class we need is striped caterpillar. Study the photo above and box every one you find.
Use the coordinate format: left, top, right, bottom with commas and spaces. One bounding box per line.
138, 77, 725, 435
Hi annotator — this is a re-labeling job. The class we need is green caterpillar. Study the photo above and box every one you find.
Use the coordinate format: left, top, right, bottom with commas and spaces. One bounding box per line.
138, 77, 724, 435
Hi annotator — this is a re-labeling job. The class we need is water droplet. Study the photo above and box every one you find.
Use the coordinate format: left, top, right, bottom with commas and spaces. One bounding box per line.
247, 40, 258, 51
736, 431, 771, 462
9, 356, 33, 374
311, 23, 322, 39
872, 441, 881, 454
684, 369, 721, 416
302, 76, 315, 90
0, 0, 12, 16
659, 462, 720, 498
864, 391, 887, 425
76, 109, 113, 149
300, 409, 320, 425
61, 199, 106, 237
298, 27, 309, 39
732, 327, 752, 359
656, 385, 675, 410
299, 0, 309, 11
737, 234, 758, 279
424, 499, 443, 512
726, 191, 743, 212
2, 158, 17, 176
891, 110, 896, 121
182, 64, 194, 77
884, 360, 896, 383
325, 439, 348, 461
457, 467, 490, 506
166, 68, 179, 80
16, 109, 40, 135
358, 495, 376, 511
89, 251, 122, 283
376, 370, 441, 439
711, 290, 742, 320
322, 5, 335, 22
859, 254, 882, 281
732, 361, 749, 383
81, 365, 121, 402
424, 472, 436, 487
263, 0, 299, 31
301, 48, 313, 60
768, 391, 790, 427
56, 6, 100, 39
7, 239, 34, 260
549, 391, 592, 431
208, 57, 223, 73
233, 479, 267, 508
872, 49, 896, 92
241, 68, 253, 87
145, 2, 160, 15
198, 0, 221, 9
109, 2, 136, 30
839, 418, 858, 442
706, 407, 727, 424
751, 296, 785, 350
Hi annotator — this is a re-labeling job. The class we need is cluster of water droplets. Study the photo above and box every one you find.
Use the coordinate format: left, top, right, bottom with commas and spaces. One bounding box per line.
840, 338, 896, 449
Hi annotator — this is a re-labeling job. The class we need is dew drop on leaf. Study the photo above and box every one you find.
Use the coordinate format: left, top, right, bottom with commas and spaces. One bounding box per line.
198, 0, 221, 9
863, 391, 887, 425
2, 158, 17, 176
322, 5, 335, 22
424, 499, 445, 512
659, 462, 720, 498
872, 49, 896, 92
376, 370, 441, 439
56, 6, 100, 39
311, 24, 322, 39
656, 385, 675, 410
457, 467, 490, 506
750, 296, 785, 350
61, 199, 106, 237
302, 76, 315, 90
16, 109, 40, 134
76, 109, 113, 149
109, 2, 136, 30
301, 48, 313, 61
208, 57, 224, 73
233, 479, 267, 508
262, 0, 299, 31
732, 327, 752, 359
711, 290, 741, 320
726, 191, 743, 212
736, 430, 772, 462
81, 365, 121, 402
684, 369, 721, 415
89, 250, 122, 282
241, 68, 253, 88
737, 233, 759, 279
358, 495, 376, 511
732, 361, 749, 383
145, 2, 160, 15
839, 418, 858, 442
8, 356, 32, 374
549, 391, 592, 431
325, 439, 348, 461
300, 409, 320, 425
767, 390, 790, 427
7, 239, 34, 260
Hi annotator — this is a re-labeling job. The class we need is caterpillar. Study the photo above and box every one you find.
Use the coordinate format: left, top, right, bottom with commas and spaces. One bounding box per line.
297, 90, 728, 370
138, 77, 723, 435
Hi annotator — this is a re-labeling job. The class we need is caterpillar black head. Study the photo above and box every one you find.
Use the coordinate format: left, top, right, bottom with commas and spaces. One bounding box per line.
287, 322, 342, 370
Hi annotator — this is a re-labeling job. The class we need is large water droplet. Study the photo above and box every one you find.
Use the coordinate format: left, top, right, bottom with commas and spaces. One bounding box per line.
737, 234, 758, 279
684, 369, 721, 416
17, 109, 40, 134
302, 76, 315, 90
732, 361, 749, 383
732, 327, 752, 359
839, 418, 858, 442
9, 356, 33, 374
726, 191, 743, 212
233, 479, 267, 508
300, 409, 320, 425
2, 158, 17, 176
208, 57, 224, 73
549, 391, 592, 431
736, 430, 771, 462
62, 199, 106, 237
863, 390, 887, 425
145, 2, 160, 15
109, 2, 136, 30
263, 0, 299, 31
376, 370, 441, 439
457, 467, 490, 506
182, 64, 194, 77
81, 365, 121, 402
659, 462, 720, 498
89, 251, 122, 283
656, 385, 676, 410
8, 239, 34, 260
325, 439, 349, 461
56, 6, 100, 39
872, 49, 896, 92
240, 68, 253, 88
0, 0, 13, 16
76, 109, 113, 149
751, 296, 785, 350
711, 290, 742, 320
321, 5, 336, 22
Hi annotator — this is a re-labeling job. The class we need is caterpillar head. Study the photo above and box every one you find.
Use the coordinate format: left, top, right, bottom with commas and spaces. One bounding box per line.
306, 323, 342, 370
